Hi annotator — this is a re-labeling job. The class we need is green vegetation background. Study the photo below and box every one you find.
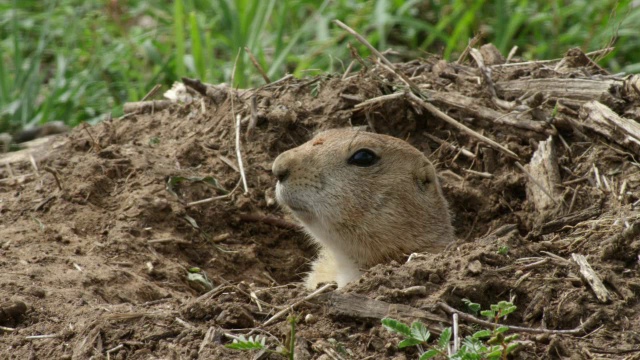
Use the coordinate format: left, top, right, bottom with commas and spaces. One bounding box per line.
1, 0, 638, 133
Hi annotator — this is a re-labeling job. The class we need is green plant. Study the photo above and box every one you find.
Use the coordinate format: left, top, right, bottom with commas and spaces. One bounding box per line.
382, 318, 451, 359
381, 301, 520, 359
226, 334, 268, 351
226, 315, 297, 359
497, 246, 509, 255
4, 0, 640, 134
462, 298, 481, 316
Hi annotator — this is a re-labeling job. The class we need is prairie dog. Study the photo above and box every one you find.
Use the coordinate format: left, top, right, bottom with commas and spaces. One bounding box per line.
272, 128, 454, 289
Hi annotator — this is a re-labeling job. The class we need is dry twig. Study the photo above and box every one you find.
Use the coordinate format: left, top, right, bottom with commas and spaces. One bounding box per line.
245, 47, 271, 84
408, 92, 520, 160
263, 283, 336, 326
437, 302, 599, 335
43, 166, 63, 191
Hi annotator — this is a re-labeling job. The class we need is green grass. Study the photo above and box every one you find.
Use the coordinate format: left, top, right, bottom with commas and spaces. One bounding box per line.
1, 0, 639, 134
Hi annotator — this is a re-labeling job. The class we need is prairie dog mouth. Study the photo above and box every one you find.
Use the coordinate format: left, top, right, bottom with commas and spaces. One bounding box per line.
276, 184, 312, 214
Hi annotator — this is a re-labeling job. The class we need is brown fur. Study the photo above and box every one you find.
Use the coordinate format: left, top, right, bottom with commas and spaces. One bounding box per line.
272, 128, 454, 289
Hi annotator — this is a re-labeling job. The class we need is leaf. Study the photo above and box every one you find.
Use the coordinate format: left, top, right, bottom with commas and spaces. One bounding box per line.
460, 337, 487, 353
487, 333, 504, 346
381, 318, 411, 337
197, 176, 229, 194
480, 310, 495, 319
398, 338, 422, 348
497, 246, 509, 255
495, 326, 509, 334
506, 342, 521, 353
504, 334, 520, 343
495, 301, 517, 318
438, 327, 452, 349
183, 215, 199, 229
501, 305, 517, 317
462, 298, 481, 315
410, 321, 431, 342
225, 335, 266, 350
166, 176, 187, 196
187, 272, 214, 292
419, 349, 440, 360
471, 329, 492, 339
486, 348, 503, 359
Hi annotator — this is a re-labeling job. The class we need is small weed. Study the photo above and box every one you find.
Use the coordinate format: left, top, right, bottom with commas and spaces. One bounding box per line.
226, 315, 297, 360
497, 246, 509, 255
462, 298, 481, 316
226, 334, 267, 351
148, 137, 160, 146
310, 82, 321, 97
382, 300, 520, 359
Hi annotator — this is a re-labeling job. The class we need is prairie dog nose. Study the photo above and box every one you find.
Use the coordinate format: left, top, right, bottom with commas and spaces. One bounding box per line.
272, 152, 293, 182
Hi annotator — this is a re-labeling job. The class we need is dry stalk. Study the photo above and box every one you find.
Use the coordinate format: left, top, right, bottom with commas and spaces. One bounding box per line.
263, 283, 336, 326
456, 32, 483, 64
353, 92, 405, 110
25, 334, 61, 340
452, 313, 460, 352
263, 74, 293, 89
212, 276, 276, 310
462, 168, 493, 179
235, 114, 249, 194
423, 133, 476, 159
43, 166, 63, 191
141, 84, 162, 101
245, 47, 271, 84
437, 302, 599, 335
491, 47, 614, 68
186, 179, 242, 207
229, 48, 249, 194
82, 123, 100, 152
246, 95, 258, 138
506, 45, 518, 63
408, 92, 520, 160
342, 60, 355, 79
469, 48, 497, 98
333, 20, 422, 96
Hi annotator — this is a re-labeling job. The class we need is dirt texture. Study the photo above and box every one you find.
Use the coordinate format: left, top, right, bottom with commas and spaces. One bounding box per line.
2, 46, 640, 359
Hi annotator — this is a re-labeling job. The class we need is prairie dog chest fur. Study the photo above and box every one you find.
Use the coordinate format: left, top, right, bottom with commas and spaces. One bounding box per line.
272, 128, 454, 289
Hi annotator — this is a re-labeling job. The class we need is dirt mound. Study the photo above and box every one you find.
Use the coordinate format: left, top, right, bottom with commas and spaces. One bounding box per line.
1, 46, 640, 359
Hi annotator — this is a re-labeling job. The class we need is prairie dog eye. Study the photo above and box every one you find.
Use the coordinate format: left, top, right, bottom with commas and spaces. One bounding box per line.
348, 149, 379, 167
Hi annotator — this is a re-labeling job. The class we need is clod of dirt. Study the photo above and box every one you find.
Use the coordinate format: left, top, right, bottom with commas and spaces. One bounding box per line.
0, 301, 27, 327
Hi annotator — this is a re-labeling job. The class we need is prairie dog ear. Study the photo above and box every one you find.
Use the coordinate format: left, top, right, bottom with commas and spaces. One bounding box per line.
414, 158, 438, 190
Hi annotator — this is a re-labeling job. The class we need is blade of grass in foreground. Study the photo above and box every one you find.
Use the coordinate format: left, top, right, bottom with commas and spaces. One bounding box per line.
173, 0, 186, 77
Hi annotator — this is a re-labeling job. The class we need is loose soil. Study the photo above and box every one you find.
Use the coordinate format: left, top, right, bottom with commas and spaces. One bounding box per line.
1, 48, 640, 359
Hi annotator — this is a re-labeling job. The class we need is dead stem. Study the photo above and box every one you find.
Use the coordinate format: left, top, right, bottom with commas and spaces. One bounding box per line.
263, 283, 336, 326
245, 47, 271, 84
141, 84, 162, 101
43, 166, 63, 191
408, 92, 520, 160
437, 302, 599, 335
333, 20, 423, 97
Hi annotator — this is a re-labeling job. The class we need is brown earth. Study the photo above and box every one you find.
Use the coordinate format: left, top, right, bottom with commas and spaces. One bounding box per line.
1, 47, 640, 359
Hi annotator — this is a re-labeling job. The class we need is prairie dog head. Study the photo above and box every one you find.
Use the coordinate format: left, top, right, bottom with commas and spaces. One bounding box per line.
272, 128, 454, 273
